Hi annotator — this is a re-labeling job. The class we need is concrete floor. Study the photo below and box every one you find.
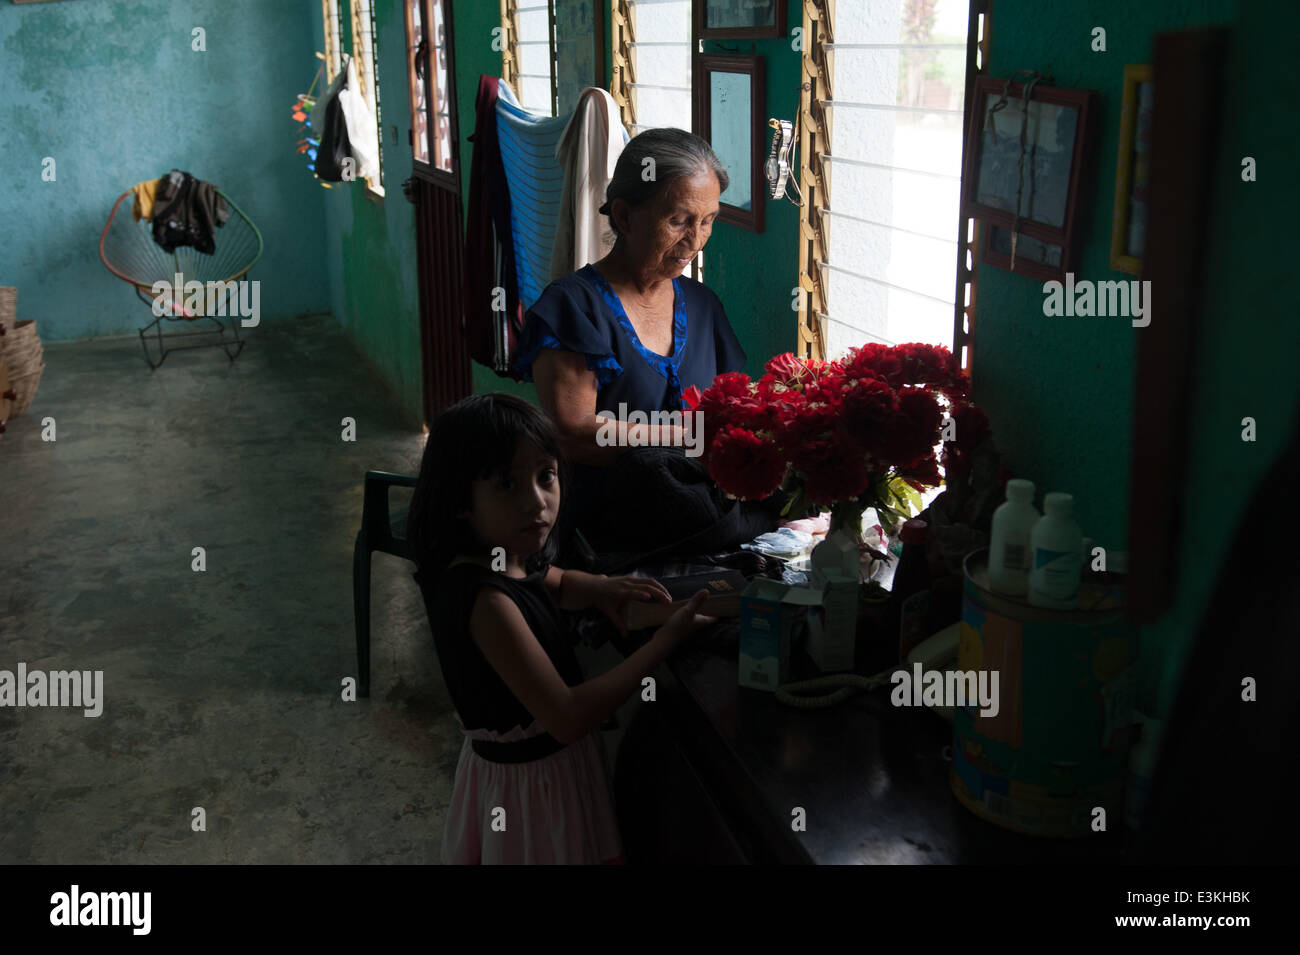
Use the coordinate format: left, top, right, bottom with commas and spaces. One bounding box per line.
0, 314, 629, 863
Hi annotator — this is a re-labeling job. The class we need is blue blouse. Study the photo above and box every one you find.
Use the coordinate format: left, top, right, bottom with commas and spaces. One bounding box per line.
512, 264, 747, 412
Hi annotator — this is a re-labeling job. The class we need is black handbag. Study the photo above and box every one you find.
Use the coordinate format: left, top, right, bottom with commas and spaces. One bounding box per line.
314, 58, 353, 182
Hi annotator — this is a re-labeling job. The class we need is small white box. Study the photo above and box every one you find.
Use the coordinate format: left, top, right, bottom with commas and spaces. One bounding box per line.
738, 579, 822, 691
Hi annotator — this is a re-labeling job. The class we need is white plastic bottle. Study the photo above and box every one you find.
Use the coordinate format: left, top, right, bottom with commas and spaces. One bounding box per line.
1028, 492, 1083, 609
988, 479, 1040, 596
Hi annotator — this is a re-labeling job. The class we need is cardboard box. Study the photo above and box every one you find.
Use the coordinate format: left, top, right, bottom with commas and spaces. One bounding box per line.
738, 579, 822, 691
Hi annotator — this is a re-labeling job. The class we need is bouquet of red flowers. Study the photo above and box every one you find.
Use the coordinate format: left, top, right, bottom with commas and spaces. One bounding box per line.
683, 343, 991, 534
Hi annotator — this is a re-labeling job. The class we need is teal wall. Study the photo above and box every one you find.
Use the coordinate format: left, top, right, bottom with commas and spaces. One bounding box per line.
317, 0, 425, 428
0, 0, 330, 341
974, 0, 1235, 553
979, 0, 1299, 715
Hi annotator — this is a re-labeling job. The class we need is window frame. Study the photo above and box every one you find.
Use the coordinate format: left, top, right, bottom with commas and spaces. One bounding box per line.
407, 0, 460, 187
797, 0, 988, 370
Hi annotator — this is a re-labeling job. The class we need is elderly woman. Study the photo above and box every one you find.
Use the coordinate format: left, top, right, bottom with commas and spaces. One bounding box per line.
513, 128, 750, 551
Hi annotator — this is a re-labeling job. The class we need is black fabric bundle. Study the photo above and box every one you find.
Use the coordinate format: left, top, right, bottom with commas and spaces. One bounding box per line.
313, 60, 354, 182
151, 169, 229, 254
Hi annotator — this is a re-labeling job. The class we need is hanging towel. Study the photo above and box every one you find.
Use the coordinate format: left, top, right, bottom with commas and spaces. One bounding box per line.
464, 74, 526, 377
550, 88, 629, 282
338, 54, 380, 181
131, 179, 161, 222
494, 81, 569, 310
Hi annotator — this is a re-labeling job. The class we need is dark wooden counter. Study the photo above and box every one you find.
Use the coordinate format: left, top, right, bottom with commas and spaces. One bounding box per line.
609, 618, 1132, 865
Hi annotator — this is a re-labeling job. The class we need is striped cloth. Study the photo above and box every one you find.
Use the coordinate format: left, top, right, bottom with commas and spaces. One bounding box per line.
495, 82, 569, 310
495, 82, 630, 310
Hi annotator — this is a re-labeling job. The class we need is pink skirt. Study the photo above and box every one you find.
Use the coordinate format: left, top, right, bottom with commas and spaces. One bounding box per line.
440, 715, 626, 865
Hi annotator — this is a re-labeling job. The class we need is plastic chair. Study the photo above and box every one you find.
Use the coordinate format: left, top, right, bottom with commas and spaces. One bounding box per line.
353, 470, 418, 697
98, 184, 264, 369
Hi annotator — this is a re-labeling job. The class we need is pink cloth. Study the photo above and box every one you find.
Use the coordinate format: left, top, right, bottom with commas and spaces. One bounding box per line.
781, 512, 831, 536
440, 714, 625, 865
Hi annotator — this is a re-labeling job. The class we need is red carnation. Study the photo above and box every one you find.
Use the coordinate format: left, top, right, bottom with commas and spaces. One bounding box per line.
763, 352, 814, 386
940, 402, 992, 477
897, 451, 943, 491
896, 342, 961, 388
868, 388, 943, 467
843, 343, 905, 388
796, 439, 871, 506
682, 385, 703, 410
706, 426, 787, 501
841, 375, 898, 441
696, 372, 755, 442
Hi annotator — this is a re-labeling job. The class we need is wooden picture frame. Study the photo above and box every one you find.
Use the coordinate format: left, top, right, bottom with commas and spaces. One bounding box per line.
695, 0, 786, 39
1110, 64, 1154, 275
1127, 28, 1228, 623
962, 76, 1097, 280
981, 224, 1065, 282
695, 54, 765, 233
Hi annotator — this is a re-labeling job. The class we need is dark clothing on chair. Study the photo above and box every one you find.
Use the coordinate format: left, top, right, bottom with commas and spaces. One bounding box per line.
152, 169, 229, 254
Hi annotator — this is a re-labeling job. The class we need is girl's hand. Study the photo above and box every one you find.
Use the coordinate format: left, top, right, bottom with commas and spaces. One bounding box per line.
590, 575, 673, 637
657, 590, 717, 646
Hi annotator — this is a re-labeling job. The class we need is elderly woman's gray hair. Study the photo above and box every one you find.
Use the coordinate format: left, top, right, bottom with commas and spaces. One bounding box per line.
598, 128, 729, 237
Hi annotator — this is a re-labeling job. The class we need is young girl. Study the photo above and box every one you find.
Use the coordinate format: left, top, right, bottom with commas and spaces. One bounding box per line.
406, 393, 714, 865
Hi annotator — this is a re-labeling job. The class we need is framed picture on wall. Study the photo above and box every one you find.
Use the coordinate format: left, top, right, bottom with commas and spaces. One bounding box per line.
695, 0, 786, 39
695, 54, 766, 233
962, 77, 1097, 280
981, 224, 1065, 282
1110, 64, 1154, 275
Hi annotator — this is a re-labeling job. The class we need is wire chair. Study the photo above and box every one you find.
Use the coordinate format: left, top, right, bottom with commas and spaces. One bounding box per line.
98, 185, 264, 369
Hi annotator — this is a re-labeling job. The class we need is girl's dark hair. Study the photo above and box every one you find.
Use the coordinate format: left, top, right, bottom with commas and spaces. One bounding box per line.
598, 127, 730, 239
407, 393, 566, 577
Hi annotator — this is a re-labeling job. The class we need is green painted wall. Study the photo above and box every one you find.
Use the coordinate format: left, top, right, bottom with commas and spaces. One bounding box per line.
1135, 0, 1299, 713
318, 1, 425, 428
979, 0, 1300, 715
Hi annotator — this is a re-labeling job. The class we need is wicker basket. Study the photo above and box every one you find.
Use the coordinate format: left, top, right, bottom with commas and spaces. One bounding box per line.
0, 320, 43, 416
0, 358, 11, 437
10, 359, 44, 416
0, 287, 15, 328
0, 318, 40, 365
